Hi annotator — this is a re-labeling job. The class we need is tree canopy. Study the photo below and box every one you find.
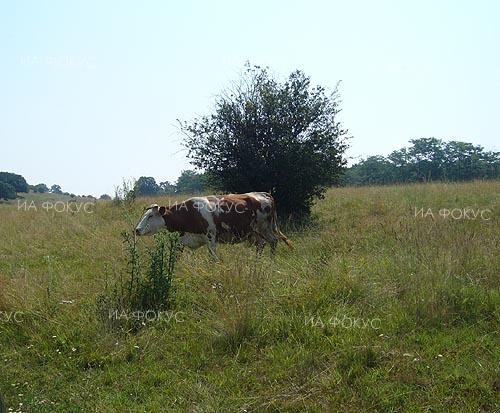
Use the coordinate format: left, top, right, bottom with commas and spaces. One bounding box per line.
0, 172, 28, 193
175, 170, 206, 193
134, 177, 160, 197
0, 182, 16, 200
50, 184, 63, 194
32, 183, 49, 193
181, 64, 349, 218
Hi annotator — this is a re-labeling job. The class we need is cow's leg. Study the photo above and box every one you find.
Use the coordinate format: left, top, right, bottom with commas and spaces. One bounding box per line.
260, 230, 278, 256
206, 231, 219, 261
269, 239, 278, 256
255, 238, 266, 257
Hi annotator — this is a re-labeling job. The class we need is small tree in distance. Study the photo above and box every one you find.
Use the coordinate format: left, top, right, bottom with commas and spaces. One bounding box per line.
134, 177, 159, 197
175, 170, 206, 194
159, 181, 176, 195
181, 63, 349, 219
33, 183, 49, 193
50, 184, 62, 194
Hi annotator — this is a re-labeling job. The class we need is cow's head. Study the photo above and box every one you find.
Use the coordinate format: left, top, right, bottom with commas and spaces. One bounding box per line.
135, 204, 166, 236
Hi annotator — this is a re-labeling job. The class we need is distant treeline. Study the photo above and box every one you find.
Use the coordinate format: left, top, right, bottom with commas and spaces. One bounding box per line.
343, 138, 500, 186
0, 169, 207, 201
0, 172, 91, 200
132, 170, 207, 197
3, 138, 498, 200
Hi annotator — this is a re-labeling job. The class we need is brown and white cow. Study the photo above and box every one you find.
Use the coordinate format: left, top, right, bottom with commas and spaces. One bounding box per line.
134, 192, 291, 259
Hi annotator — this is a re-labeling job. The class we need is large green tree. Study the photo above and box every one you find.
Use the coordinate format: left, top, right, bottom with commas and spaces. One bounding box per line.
182, 64, 349, 218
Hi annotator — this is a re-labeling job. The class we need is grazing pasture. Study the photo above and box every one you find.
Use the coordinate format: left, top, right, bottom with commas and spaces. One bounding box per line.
0, 181, 498, 412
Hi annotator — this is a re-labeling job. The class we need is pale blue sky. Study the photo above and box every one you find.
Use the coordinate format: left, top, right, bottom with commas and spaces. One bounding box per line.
1, 0, 499, 195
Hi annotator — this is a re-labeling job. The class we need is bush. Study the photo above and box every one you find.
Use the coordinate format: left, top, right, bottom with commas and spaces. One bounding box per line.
181, 63, 349, 219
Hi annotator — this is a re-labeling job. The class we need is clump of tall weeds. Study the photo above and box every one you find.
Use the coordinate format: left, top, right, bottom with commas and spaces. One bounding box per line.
98, 230, 182, 332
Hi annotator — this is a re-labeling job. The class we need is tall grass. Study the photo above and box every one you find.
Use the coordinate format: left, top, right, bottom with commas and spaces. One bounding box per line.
0, 180, 498, 412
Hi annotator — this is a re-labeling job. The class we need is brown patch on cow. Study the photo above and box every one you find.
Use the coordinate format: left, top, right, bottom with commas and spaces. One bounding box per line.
212, 195, 258, 243
162, 199, 209, 234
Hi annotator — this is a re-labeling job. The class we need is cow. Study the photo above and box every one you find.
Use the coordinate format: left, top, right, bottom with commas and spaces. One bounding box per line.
134, 192, 291, 259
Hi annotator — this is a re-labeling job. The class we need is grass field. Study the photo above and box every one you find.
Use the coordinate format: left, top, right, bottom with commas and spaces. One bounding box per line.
0, 181, 499, 412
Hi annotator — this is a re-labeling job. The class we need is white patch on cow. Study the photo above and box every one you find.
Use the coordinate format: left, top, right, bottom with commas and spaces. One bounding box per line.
195, 197, 217, 234
245, 192, 276, 243
248, 192, 273, 215
253, 194, 272, 224
192, 197, 218, 259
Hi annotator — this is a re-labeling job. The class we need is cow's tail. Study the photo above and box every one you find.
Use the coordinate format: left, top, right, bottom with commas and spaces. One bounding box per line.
271, 199, 293, 249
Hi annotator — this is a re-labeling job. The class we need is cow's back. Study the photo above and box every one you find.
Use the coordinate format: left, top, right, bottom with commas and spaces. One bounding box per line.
213, 192, 275, 242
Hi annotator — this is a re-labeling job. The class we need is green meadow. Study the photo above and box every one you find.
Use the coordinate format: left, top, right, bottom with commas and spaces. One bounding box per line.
0, 181, 498, 412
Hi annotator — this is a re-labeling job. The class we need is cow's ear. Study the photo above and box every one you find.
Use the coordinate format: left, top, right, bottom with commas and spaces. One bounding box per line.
159, 206, 166, 215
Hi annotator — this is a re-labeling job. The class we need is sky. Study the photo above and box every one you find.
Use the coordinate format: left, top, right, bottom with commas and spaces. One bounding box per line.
1, 0, 499, 196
